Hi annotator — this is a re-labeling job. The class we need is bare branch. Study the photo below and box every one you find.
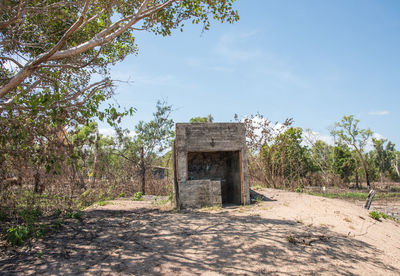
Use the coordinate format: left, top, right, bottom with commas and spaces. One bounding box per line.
48, 0, 177, 61
1, 57, 24, 68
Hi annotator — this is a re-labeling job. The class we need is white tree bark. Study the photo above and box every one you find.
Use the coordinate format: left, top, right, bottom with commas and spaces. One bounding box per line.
0, 0, 178, 99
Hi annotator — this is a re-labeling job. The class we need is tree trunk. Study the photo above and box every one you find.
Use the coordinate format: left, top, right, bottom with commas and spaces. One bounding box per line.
355, 170, 359, 189
393, 156, 400, 180
364, 189, 376, 210
34, 171, 43, 194
71, 161, 86, 190
356, 148, 370, 190
92, 130, 99, 185
140, 147, 146, 194
364, 167, 371, 190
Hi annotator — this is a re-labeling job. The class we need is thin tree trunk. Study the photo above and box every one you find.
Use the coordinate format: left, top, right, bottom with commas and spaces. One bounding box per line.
393, 156, 400, 180
355, 170, 359, 189
355, 148, 370, 190
34, 171, 43, 194
92, 130, 99, 185
364, 189, 376, 210
140, 147, 145, 194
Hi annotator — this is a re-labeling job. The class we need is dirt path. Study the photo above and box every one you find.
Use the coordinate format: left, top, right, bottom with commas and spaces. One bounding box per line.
1, 189, 400, 275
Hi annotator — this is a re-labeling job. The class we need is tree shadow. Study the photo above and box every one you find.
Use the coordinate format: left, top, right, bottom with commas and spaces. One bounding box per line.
1, 206, 398, 275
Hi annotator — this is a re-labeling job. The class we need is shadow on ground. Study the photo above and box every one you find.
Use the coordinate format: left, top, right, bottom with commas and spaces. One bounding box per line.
0, 204, 397, 275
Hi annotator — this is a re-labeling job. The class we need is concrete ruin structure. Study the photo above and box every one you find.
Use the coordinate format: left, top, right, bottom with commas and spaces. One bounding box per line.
173, 123, 250, 209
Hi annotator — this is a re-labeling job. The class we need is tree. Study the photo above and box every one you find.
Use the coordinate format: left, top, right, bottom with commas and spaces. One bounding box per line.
0, 0, 239, 194
304, 130, 334, 185
242, 114, 293, 186
331, 144, 356, 185
371, 138, 396, 184
0, 0, 239, 100
331, 115, 373, 189
134, 100, 174, 194
266, 127, 313, 188
189, 114, 213, 123
393, 152, 400, 180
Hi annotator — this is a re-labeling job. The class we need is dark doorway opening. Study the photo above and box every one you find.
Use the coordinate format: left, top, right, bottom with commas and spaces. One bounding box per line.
187, 151, 241, 205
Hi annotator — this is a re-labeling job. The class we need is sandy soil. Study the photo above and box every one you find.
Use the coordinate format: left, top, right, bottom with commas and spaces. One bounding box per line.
1, 189, 400, 275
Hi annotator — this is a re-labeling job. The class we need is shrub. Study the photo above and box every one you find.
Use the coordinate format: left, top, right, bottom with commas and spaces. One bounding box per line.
132, 192, 143, 201
369, 211, 381, 221
6, 226, 30, 245
65, 211, 83, 219
389, 186, 400, 192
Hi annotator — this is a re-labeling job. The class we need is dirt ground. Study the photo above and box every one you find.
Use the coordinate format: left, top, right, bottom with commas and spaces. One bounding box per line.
1, 189, 400, 275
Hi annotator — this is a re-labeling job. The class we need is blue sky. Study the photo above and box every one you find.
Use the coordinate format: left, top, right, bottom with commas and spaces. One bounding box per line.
100, 0, 400, 148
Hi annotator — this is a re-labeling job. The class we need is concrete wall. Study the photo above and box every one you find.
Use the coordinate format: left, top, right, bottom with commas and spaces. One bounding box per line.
174, 123, 250, 209
179, 180, 222, 209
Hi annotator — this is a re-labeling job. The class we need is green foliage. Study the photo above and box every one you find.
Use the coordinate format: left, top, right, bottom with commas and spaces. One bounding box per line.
379, 212, 389, 219
166, 184, 174, 202
132, 192, 143, 201
261, 127, 313, 187
332, 144, 356, 184
18, 208, 42, 224
65, 211, 83, 219
369, 211, 399, 222
331, 115, 373, 188
189, 114, 214, 123
369, 211, 381, 221
308, 192, 368, 200
97, 201, 110, 206
6, 225, 30, 246
134, 100, 175, 155
1, 0, 238, 218
371, 138, 397, 181
118, 192, 126, 198
5, 214, 63, 246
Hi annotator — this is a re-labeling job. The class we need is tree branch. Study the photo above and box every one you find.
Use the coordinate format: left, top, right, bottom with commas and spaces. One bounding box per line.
0, 0, 91, 98
0, 0, 23, 30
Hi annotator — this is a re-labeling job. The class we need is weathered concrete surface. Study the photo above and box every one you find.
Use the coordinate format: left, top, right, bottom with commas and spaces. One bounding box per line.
179, 180, 222, 209
174, 123, 250, 209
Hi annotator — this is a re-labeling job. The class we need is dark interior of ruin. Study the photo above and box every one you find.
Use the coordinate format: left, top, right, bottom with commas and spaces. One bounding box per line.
187, 151, 241, 205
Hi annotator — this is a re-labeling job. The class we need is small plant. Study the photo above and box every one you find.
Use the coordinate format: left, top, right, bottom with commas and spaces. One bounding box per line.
6, 226, 30, 246
294, 187, 302, 193
132, 192, 143, 201
19, 208, 42, 224
369, 211, 381, 221
255, 196, 263, 203
379, 212, 389, 219
118, 192, 125, 198
286, 235, 295, 244
65, 211, 83, 219
37, 252, 44, 258
97, 201, 110, 206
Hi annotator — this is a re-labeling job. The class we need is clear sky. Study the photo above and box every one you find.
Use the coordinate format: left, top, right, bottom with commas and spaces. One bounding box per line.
100, 0, 400, 148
